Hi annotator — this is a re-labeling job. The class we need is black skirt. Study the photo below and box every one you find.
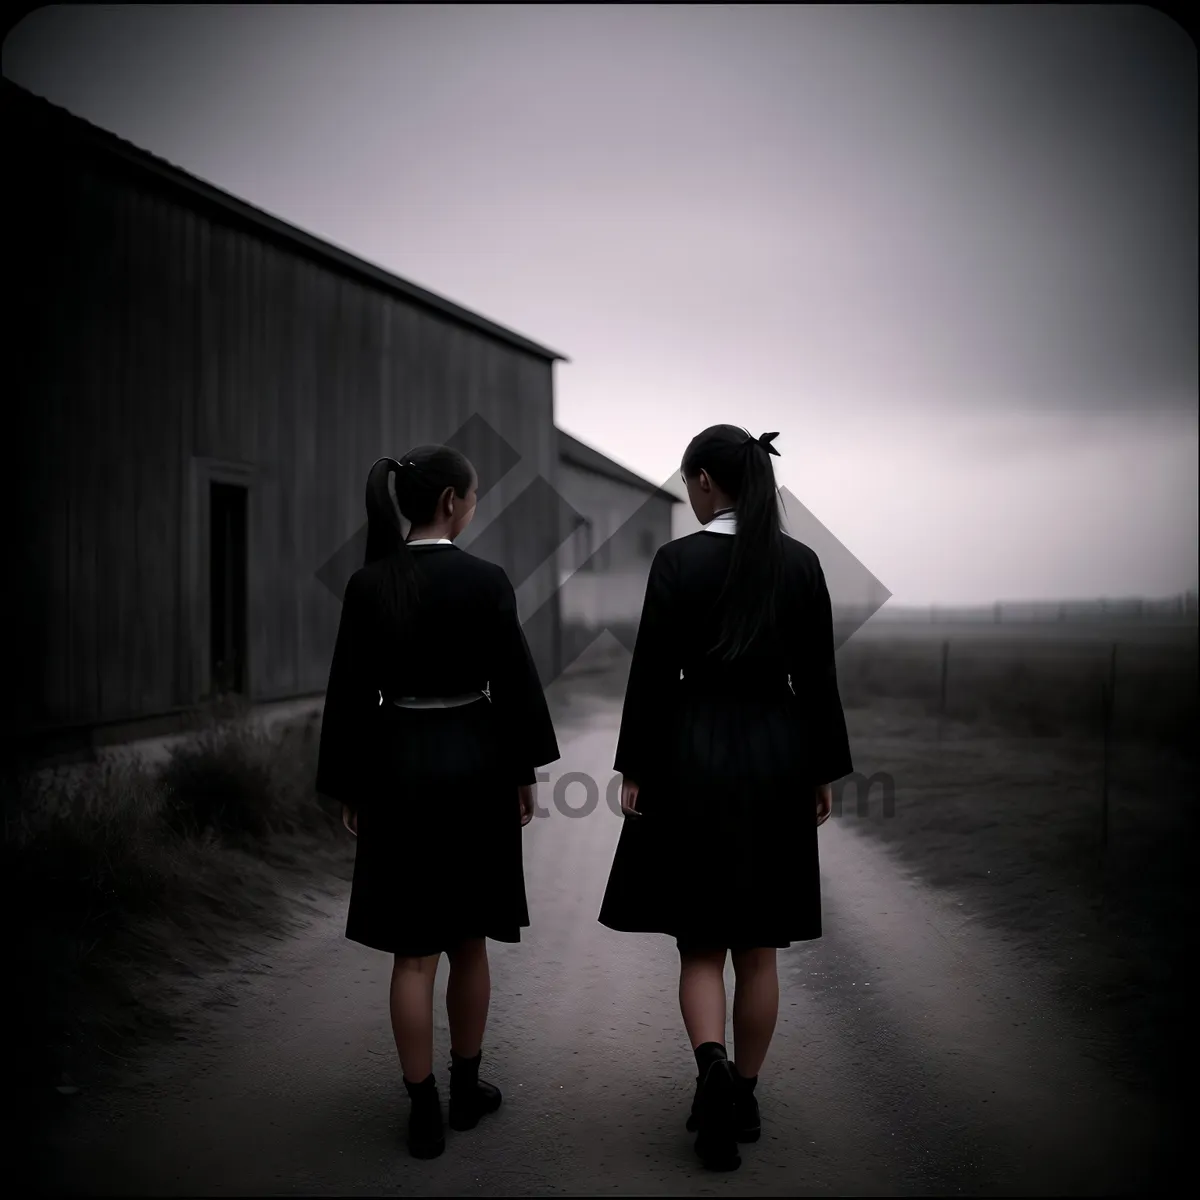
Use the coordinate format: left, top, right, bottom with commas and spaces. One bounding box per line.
598, 687, 822, 949
346, 698, 528, 956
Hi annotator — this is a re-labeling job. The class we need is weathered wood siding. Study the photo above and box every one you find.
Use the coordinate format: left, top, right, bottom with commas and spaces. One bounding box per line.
8, 97, 560, 738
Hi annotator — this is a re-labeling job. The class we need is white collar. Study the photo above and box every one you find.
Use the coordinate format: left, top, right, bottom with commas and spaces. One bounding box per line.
407, 538, 453, 546
703, 509, 737, 535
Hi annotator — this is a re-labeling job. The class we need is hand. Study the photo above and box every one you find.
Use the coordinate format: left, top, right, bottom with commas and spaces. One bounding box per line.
815, 784, 833, 827
342, 805, 358, 836
620, 777, 641, 819
518, 784, 536, 827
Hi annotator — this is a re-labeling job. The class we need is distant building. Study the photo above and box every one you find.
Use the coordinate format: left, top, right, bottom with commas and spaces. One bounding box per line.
6, 79, 569, 759
554, 430, 681, 669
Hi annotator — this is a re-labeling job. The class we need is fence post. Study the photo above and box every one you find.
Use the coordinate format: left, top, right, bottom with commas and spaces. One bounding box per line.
1099, 641, 1117, 866
1100, 681, 1111, 852
936, 639, 950, 741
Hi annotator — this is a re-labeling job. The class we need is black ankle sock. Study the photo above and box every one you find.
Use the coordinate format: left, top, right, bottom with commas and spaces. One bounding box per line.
403, 1073, 436, 1092
732, 1066, 758, 1090
694, 1042, 727, 1073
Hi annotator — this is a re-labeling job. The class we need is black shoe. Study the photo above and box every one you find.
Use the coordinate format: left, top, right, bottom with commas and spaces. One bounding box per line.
686, 1075, 702, 1132
687, 1066, 761, 1144
404, 1074, 446, 1159
448, 1050, 503, 1132
731, 1067, 761, 1143
692, 1056, 741, 1171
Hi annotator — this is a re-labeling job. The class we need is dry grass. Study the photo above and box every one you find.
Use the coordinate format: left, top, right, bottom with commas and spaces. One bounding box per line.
836, 626, 1197, 749
2, 708, 354, 1139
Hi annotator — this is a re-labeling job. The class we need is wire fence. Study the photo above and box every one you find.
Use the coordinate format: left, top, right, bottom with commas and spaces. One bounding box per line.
922, 634, 1152, 871
883, 591, 1199, 625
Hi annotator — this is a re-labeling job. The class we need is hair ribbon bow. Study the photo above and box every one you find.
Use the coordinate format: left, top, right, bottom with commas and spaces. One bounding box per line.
745, 431, 781, 456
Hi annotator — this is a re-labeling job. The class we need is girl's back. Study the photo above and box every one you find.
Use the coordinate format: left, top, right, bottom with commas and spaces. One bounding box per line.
350, 544, 524, 698
317, 446, 558, 956
614, 525, 845, 790
662, 529, 830, 687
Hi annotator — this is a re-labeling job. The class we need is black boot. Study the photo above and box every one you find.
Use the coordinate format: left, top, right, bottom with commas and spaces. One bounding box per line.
690, 1043, 740, 1172
685, 1043, 722, 1132
688, 1062, 761, 1144
404, 1073, 445, 1159
686, 1076, 702, 1132
447, 1049, 503, 1132
731, 1066, 761, 1143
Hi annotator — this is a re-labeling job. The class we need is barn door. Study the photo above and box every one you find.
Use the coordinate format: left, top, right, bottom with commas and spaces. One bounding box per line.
183, 457, 256, 704
209, 481, 248, 695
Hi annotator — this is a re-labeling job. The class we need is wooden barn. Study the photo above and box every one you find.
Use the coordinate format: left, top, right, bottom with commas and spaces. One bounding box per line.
4, 78, 569, 759
554, 430, 680, 669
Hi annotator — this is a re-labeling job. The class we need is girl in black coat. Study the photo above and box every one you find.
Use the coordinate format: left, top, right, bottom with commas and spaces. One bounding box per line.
316, 448, 560, 1160
598, 425, 852, 1172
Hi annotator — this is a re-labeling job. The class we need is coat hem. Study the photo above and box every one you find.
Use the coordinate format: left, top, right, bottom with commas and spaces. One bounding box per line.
597, 918, 822, 945
346, 926, 527, 955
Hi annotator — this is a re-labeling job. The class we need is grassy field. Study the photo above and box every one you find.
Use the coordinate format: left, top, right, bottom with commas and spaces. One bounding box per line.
838, 617, 1197, 749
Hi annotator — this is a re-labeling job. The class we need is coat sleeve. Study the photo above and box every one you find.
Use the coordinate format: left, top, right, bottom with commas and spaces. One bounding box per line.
315, 571, 376, 807
491, 569, 560, 786
613, 543, 679, 781
795, 559, 853, 785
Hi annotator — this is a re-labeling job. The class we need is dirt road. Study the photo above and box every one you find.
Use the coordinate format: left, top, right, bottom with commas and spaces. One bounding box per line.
39, 696, 1166, 1195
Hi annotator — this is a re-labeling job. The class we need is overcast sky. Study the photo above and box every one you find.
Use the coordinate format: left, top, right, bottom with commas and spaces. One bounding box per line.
4, 4, 1196, 604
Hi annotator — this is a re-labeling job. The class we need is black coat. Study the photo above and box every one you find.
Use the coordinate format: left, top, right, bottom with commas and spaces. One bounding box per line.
316, 544, 560, 955
598, 529, 852, 948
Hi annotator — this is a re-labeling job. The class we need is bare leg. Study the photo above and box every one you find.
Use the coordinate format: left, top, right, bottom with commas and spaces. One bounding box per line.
679, 948, 728, 1048
390, 953, 440, 1082
446, 937, 490, 1058
730, 946, 779, 1078
681, 947, 741, 1170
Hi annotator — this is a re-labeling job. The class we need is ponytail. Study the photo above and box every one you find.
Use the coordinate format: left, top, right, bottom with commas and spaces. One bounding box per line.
681, 424, 786, 660
364, 456, 420, 627
361, 445, 476, 627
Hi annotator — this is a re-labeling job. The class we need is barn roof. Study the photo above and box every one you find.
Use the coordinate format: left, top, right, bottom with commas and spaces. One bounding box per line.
556, 429, 681, 504
2, 78, 569, 364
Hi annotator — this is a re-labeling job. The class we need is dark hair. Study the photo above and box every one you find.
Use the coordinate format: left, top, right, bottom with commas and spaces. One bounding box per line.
363, 445, 475, 625
682, 424, 785, 660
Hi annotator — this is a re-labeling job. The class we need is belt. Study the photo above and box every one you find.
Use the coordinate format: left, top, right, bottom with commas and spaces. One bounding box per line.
679, 672, 797, 696
379, 686, 491, 709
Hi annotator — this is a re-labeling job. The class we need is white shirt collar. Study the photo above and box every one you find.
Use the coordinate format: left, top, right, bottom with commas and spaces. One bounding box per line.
407, 538, 453, 546
703, 509, 737, 535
